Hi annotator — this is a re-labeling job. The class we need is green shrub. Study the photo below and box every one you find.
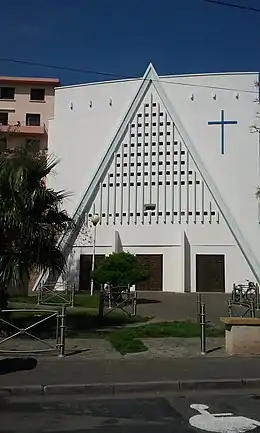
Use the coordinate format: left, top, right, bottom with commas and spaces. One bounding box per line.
91, 252, 149, 288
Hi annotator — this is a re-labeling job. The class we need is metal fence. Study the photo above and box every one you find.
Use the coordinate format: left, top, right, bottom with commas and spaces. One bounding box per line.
229, 281, 260, 318
197, 294, 206, 355
37, 281, 75, 308
0, 306, 66, 357
98, 285, 137, 321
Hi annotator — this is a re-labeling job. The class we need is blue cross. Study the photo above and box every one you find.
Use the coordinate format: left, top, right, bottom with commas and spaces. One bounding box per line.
208, 109, 238, 154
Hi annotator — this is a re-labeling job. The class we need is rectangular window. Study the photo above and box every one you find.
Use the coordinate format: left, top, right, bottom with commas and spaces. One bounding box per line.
0, 112, 8, 125
144, 203, 156, 211
26, 113, 41, 126
30, 88, 45, 101
0, 87, 15, 100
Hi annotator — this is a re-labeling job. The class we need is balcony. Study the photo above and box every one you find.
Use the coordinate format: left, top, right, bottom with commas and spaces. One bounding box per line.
0, 121, 47, 136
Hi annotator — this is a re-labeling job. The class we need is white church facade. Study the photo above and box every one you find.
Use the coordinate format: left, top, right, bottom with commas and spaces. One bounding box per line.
35, 65, 260, 293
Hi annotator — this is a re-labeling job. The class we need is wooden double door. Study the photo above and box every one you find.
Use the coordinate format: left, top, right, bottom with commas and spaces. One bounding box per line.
196, 254, 225, 292
79, 253, 163, 292
136, 254, 163, 291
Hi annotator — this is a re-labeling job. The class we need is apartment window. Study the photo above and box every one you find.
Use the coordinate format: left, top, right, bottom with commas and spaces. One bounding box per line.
30, 88, 45, 101
0, 112, 8, 125
0, 87, 15, 100
26, 113, 41, 126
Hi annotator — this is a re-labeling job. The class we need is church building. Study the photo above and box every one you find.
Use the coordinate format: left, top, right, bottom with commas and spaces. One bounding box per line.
34, 64, 260, 293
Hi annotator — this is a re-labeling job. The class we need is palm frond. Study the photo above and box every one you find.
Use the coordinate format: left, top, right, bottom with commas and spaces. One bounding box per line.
0, 144, 73, 291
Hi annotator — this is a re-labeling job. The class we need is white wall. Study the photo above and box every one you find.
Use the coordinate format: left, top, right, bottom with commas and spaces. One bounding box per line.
68, 221, 253, 293
48, 69, 260, 293
48, 79, 141, 216
161, 73, 260, 275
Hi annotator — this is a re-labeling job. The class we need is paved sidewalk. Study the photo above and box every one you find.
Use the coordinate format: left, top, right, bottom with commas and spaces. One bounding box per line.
0, 337, 226, 359
1, 356, 260, 389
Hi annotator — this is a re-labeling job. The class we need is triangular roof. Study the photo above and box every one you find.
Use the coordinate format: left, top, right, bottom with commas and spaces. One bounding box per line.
33, 63, 260, 290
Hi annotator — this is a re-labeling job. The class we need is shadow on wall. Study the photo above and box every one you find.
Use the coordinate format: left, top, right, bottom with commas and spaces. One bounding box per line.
184, 232, 191, 293
65, 252, 80, 289
0, 357, 37, 375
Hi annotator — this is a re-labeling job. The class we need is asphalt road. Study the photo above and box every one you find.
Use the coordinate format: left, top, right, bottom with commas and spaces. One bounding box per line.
1, 390, 260, 432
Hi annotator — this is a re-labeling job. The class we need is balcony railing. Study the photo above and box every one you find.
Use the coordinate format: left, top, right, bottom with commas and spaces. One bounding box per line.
0, 121, 48, 135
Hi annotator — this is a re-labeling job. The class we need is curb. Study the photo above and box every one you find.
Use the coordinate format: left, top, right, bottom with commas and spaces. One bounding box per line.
1, 378, 260, 396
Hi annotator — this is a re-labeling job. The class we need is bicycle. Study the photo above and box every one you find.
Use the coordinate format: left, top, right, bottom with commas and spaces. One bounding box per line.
245, 280, 258, 302
231, 280, 258, 304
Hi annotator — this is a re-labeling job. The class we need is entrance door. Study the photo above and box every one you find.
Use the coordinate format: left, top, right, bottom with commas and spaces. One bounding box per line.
79, 254, 105, 292
136, 254, 163, 291
196, 254, 225, 292
0, 112, 8, 125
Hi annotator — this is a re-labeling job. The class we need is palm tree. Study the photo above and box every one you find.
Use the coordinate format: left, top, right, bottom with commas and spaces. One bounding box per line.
0, 143, 72, 294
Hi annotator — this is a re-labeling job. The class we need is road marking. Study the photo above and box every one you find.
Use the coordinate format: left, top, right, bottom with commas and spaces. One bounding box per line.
189, 404, 260, 433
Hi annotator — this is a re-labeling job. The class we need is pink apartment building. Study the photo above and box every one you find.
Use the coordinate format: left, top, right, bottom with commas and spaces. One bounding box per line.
0, 76, 60, 153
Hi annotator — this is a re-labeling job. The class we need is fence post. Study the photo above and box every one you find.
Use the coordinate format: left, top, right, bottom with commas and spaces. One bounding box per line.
256, 284, 260, 310
55, 310, 60, 347
71, 284, 75, 308
98, 289, 105, 324
37, 283, 41, 305
231, 283, 235, 303
58, 306, 66, 358
239, 285, 243, 304
228, 299, 232, 317
132, 291, 137, 316
197, 294, 202, 323
199, 300, 206, 355
250, 300, 255, 318
108, 285, 112, 309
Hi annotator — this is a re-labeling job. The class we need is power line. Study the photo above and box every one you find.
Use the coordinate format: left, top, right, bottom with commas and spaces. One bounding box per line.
0, 56, 257, 94
203, 0, 260, 13
160, 77, 256, 94
0, 57, 127, 79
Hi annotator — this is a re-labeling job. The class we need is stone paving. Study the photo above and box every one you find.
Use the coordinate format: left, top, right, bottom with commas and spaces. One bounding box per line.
0, 336, 226, 360
133, 337, 225, 359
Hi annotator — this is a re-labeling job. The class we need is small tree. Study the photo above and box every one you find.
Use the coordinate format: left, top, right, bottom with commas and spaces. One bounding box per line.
91, 252, 149, 289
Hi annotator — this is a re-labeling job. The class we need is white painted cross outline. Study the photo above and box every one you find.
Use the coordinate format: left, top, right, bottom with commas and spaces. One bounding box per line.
189, 404, 260, 433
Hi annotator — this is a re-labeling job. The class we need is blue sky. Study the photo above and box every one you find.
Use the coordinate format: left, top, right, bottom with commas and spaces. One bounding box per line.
1, 0, 259, 85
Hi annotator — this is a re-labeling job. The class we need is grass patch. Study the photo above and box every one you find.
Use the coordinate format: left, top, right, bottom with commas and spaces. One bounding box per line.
107, 332, 147, 355
113, 321, 224, 339
10, 294, 100, 309
104, 321, 224, 355
65, 309, 145, 337
0, 308, 145, 339
2, 299, 224, 355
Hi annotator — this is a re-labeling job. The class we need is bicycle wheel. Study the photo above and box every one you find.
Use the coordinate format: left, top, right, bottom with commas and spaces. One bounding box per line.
245, 287, 256, 302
